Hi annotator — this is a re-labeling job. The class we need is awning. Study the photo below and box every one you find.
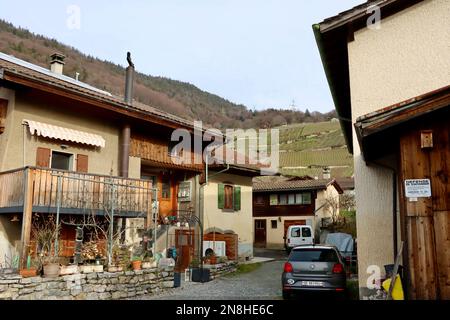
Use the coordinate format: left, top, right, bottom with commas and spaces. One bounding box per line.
23, 119, 105, 148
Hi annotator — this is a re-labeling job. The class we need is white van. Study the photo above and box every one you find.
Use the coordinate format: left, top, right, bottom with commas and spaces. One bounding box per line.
285, 225, 314, 252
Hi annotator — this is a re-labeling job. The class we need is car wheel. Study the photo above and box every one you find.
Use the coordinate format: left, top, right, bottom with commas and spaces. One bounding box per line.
282, 290, 291, 300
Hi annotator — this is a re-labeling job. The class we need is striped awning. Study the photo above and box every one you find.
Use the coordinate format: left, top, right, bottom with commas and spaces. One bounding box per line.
24, 119, 105, 148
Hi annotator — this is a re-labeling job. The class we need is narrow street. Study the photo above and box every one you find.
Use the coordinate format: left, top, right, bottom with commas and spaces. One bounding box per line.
140, 249, 287, 300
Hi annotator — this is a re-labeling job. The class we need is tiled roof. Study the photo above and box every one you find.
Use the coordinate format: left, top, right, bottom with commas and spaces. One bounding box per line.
253, 176, 338, 192
0, 52, 194, 129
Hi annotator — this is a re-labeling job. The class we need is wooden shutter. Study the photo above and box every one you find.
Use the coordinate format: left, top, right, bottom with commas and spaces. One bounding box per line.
218, 183, 225, 209
234, 186, 241, 211
36, 147, 51, 168
0, 99, 7, 134
76, 154, 89, 173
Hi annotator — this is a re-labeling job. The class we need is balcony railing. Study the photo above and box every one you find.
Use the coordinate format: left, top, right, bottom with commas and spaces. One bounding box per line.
0, 167, 153, 216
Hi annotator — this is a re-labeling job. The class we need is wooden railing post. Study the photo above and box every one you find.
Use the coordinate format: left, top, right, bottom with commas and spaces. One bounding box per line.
20, 167, 34, 268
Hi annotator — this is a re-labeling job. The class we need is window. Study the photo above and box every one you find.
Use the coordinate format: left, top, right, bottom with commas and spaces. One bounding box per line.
255, 195, 264, 205
289, 249, 338, 263
302, 227, 312, 238
218, 184, 241, 211
161, 177, 171, 199
255, 220, 265, 229
51, 151, 73, 170
295, 193, 303, 204
288, 194, 295, 205
302, 193, 312, 205
271, 220, 277, 229
279, 194, 287, 205
224, 185, 234, 210
269, 194, 278, 206
291, 227, 301, 238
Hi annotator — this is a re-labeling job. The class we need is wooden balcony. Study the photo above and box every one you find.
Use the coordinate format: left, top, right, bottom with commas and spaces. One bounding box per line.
0, 167, 153, 217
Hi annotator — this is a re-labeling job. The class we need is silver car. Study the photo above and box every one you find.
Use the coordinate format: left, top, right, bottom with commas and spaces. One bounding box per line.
281, 245, 347, 299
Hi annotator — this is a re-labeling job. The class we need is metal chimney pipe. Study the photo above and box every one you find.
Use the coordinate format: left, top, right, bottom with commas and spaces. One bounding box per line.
120, 52, 135, 177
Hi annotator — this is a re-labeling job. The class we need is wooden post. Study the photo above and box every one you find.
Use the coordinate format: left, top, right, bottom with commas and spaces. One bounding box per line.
20, 168, 34, 268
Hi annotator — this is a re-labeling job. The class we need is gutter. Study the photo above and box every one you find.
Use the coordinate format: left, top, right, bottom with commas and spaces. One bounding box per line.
312, 24, 353, 153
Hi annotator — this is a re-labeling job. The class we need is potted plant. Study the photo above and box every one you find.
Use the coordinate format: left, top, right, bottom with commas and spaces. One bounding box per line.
32, 215, 61, 278
131, 256, 143, 271
20, 254, 38, 278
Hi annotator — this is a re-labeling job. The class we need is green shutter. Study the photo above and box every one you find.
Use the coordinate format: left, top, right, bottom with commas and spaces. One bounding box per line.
234, 186, 241, 211
218, 183, 225, 209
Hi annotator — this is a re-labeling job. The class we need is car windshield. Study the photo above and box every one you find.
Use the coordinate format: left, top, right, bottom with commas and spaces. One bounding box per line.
290, 249, 338, 262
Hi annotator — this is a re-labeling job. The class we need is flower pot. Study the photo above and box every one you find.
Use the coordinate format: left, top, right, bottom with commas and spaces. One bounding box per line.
20, 268, 37, 278
43, 263, 60, 278
60, 265, 79, 275
132, 260, 142, 271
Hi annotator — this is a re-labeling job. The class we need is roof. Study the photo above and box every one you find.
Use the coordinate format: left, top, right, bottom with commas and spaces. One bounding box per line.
335, 177, 355, 191
253, 176, 343, 194
313, 0, 424, 153
354, 85, 450, 161
0, 52, 195, 130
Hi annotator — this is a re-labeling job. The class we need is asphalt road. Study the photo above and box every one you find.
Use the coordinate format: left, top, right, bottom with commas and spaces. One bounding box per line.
139, 262, 285, 300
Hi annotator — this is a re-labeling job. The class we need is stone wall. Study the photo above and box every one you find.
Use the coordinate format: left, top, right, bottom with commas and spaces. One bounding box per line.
0, 268, 174, 300
206, 261, 238, 280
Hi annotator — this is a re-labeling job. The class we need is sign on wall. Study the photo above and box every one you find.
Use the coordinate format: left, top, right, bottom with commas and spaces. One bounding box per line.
404, 179, 432, 198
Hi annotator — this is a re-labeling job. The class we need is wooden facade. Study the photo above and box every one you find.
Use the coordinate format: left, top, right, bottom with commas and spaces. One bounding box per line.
399, 118, 450, 300
253, 191, 316, 218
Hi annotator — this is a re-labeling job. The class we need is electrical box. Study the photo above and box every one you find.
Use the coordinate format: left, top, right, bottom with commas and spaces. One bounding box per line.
178, 181, 192, 202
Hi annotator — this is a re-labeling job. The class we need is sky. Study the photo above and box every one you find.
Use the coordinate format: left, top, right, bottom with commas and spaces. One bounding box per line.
0, 0, 362, 112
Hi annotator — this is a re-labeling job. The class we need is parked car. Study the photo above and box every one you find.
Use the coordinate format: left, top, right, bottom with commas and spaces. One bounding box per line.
285, 225, 314, 253
281, 245, 347, 299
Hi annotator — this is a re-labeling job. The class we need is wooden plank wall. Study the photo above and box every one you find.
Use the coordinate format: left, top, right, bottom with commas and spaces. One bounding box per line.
0, 169, 25, 208
399, 120, 450, 299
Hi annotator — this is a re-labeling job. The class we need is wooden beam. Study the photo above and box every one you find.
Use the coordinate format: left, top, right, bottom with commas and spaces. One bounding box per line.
20, 168, 34, 268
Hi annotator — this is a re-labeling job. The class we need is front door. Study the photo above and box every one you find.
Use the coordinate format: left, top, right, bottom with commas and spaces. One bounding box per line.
254, 220, 266, 247
175, 229, 195, 271
159, 174, 177, 219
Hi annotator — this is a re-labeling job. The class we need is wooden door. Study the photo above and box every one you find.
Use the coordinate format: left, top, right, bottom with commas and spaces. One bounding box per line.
175, 229, 195, 271
399, 121, 450, 299
158, 174, 178, 219
254, 219, 266, 247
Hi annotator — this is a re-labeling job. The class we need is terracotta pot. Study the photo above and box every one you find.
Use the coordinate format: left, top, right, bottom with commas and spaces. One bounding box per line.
210, 256, 217, 265
132, 260, 142, 271
43, 263, 60, 278
20, 268, 37, 278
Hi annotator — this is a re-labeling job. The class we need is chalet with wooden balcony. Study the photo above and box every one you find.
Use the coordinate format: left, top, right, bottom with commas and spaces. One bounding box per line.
0, 51, 208, 266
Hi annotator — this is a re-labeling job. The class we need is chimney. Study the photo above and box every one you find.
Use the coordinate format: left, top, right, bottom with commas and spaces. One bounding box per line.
322, 167, 331, 180
50, 53, 66, 75
120, 52, 135, 178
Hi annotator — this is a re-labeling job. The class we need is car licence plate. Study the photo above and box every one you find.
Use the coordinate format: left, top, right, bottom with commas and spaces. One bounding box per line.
301, 281, 324, 287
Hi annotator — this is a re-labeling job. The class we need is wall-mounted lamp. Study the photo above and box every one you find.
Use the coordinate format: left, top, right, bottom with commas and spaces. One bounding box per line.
60, 144, 69, 150
10, 215, 20, 222
278, 217, 282, 222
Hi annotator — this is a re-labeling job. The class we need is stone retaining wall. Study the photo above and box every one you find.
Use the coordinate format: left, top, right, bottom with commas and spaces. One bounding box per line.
207, 261, 238, 279
0, 268, 174, 300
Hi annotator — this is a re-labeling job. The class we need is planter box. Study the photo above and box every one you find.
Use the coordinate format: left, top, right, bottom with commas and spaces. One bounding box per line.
191, 268, 210, 283
60, 265, 79, 275
20, 268, 37, 278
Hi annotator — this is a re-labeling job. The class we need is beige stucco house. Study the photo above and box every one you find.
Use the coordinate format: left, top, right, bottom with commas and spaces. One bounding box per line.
315, 0, 450, 299
202, 166, 260, 261
253, 176, 343, 249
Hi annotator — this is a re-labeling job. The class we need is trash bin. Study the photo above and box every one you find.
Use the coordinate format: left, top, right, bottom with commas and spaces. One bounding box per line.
174, 272, 181, 288
191, 268, 210, 283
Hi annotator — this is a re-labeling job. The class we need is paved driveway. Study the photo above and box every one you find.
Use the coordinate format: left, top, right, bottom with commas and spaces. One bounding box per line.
138, 260, 285, 300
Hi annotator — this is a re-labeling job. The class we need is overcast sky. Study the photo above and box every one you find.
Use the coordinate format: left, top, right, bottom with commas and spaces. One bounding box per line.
0, 0, 362, 112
